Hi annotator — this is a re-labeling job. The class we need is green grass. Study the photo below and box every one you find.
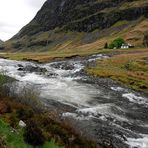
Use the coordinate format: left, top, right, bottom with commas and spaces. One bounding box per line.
86, 50, 148, 92
0, 74, 15, 84
0, 119, 62, 148
112, 20, 129, 27
43, 141, 62, 148
0, 119, 31, 148
0, 47, 147, 63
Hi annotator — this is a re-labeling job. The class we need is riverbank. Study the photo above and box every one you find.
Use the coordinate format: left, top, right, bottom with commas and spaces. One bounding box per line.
0, 48, 147, 63
0, 74, 97, 148
86, 49, 148, 93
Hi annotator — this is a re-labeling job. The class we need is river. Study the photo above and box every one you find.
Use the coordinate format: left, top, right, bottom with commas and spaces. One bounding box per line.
0, 54, 148, 148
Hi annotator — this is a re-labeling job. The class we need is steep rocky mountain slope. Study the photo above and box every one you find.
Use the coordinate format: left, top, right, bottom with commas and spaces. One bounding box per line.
0, 40, 3, 44
0, 40, 4, 50
3, 0, 148, 51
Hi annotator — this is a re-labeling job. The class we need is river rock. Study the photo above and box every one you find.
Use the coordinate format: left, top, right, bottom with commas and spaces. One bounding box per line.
61, 64, 75, 70
19, 120, 26, 128
18, 67, 24, 71
18, 64, 23, 68
47, 73, 58, 77
17, 65, 47, 73
51, 63, 75, 70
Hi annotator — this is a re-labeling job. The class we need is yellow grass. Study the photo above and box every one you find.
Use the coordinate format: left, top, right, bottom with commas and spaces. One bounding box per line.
87, 49, 148, 92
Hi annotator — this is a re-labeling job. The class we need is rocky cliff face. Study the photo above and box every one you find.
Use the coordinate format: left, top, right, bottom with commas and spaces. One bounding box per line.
16, 0, 148, 37
5, 0, 148, 51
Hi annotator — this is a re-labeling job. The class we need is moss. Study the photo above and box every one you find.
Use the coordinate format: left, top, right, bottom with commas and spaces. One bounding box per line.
0, 74, 15, 84
112, 20, 129, 27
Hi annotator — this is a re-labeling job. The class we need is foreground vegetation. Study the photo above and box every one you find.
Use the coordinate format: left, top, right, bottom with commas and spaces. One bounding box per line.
87, 50, 148, 92
0, 74, 97, 148
0, 119, 60, 148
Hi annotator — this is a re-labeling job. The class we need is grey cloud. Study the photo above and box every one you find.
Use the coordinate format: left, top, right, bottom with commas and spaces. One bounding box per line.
24, 0, 46, 9
0, 0, 46, 40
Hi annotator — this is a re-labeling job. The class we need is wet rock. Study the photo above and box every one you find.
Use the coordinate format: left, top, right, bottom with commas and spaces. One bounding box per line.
18, 64, 23, 68
17, 65, 47, 73
61, 64, 75, 70
51, 62, 75, 70
47, 73, 58, 77
18, 67, 24, 71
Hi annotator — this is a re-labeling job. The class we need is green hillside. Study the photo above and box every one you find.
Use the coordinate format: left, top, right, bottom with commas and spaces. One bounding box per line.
3, 0, 148, 52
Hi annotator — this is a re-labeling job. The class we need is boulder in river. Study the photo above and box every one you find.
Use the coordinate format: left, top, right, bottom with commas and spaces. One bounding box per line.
17, 65, 47, 73
47, 73, 59, 77
51, 63, 75, 70
61, 64, 75, 70
18, 64, 23, 68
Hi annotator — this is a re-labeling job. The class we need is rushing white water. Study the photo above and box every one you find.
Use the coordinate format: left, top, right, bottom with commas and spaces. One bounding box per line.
0, 54, 148, 148
127, 135, 148, 148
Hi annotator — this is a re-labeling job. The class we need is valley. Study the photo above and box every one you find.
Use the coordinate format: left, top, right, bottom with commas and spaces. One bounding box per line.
0, 0, 148, 147
0, 53, 148, 147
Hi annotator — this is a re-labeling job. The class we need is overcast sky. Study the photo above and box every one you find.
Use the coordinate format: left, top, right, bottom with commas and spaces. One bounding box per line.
0, 0, 46, 41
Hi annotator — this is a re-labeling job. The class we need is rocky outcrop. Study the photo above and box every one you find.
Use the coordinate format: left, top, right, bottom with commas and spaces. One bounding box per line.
15, 0, 148, 38
4, 0, 147, 51
63, 6, 148, 32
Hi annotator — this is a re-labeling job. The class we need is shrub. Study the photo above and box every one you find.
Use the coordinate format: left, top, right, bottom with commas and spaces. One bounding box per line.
5, 114, 18, 128
0, 73, 15, 97
16, 108, 34, 120
23, 120, 46, 146
0, 137, 7, 148
109, 38, 125, 49
104, 42, 108, 49
108, 43, 115, 49
9, 84, 43, 112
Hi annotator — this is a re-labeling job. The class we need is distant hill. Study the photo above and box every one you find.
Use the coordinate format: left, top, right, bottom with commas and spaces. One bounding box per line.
0, 40, 5, 50
4, 0, 148, 51
0, 40, 3, 44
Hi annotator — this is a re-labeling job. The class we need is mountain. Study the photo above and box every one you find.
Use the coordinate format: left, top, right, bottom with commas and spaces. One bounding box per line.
4, 0, 148, 51
0, 40, 3, 44
0, 40, 4, 50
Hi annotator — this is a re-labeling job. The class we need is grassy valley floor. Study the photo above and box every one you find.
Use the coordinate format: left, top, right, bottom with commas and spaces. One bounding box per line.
0, 47, 148, 63
86, 49, 148, 93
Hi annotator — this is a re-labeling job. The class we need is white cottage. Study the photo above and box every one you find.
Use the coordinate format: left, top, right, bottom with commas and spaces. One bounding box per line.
121, 43, 133, 49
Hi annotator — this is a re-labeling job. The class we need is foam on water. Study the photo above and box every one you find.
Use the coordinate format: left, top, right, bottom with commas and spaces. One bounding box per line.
40, 78, 101, 106
122, 93, 148, 105
127, 135, 148, 148
0, 58, 102, 106
111, 87, 126, 92
62, 112, 92, 120
76, 104, 129, 122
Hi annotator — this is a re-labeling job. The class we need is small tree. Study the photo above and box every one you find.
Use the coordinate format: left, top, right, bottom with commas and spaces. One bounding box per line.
108, 43, 115, 49
104, 42, 108, 49
24, 120, 46, 146
109, 38, 125, 49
